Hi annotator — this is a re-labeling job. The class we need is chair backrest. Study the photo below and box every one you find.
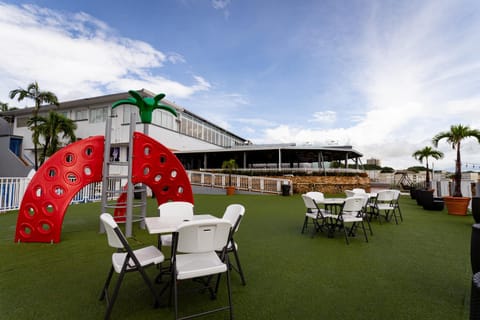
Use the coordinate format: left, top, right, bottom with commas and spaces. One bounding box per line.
391, 189, 401, 201
352, 188, 366, 194
100, 213, 125, 249
305, 191, 324, 202
376, 190, 395, 202
302, 194, 319, 212
176, 219, 232, 253
344, 190, 356, 198
222, 204, 245, 232
158, 201, 194, 220
341, 197, 365, 215
357, 193, 370, 209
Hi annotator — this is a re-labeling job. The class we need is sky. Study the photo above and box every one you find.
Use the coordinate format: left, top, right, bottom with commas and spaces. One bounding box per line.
1, 0, 480, 171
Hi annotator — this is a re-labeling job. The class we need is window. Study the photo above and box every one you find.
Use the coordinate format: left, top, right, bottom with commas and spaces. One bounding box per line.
89, 107, 108, 123
122, 106, 138, 123
74, 109, 88, 121
16, 117, 29, 128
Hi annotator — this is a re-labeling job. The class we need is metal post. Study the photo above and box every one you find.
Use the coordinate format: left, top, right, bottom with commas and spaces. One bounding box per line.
125, 113, 135, 237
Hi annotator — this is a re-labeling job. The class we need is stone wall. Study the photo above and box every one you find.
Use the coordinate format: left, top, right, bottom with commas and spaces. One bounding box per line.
287, 175, 371, 194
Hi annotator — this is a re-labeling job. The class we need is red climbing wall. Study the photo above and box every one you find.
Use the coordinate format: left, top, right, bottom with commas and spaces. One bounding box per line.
15, 136, 105, 243
113, 132, 194, 220
15, 131, 194, 243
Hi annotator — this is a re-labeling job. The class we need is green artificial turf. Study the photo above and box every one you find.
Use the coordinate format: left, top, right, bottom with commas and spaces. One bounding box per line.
0, 194, 473, 319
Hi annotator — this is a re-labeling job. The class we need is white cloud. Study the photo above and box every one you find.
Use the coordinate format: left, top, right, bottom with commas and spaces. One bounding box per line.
211, 0, 231, 19
309, 110, 336, 124
249, 1, 480, 170
211, 0, 230, 10
0, 3, 209, 104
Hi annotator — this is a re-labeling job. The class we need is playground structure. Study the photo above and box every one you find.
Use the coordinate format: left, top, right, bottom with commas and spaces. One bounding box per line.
14, 91, 193, 243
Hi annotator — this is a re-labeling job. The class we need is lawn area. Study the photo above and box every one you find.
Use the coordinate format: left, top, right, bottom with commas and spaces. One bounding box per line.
0, 194, 474, 319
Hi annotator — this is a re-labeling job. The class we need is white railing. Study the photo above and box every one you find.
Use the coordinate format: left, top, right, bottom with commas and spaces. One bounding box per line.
0, 172, 293, 213
0, 177, 31, 213
187, 170, 292, 195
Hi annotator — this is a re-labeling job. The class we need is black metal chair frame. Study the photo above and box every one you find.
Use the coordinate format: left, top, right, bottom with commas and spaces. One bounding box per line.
171, 223, 233, 320
224, 213, 246, 285
99, 226, 161, 320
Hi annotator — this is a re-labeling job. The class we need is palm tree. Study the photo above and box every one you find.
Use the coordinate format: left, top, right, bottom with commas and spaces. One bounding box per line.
112, 90, 177, 123
0, 101, 9, 112
9, 81, 59, 170
432, 124, 480, 197
412, 146, 444, 189
28, 111, 76, 166
222, 159, 238, 187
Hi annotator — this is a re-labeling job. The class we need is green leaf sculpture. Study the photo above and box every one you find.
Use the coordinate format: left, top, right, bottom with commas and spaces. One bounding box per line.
112, 90, 177, 123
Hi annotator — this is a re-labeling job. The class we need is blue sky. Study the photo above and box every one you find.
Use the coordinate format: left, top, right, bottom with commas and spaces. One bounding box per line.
1, 0, 480, 170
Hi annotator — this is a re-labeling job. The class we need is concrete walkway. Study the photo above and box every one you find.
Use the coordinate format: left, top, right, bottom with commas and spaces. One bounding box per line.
191, 185, 270, 195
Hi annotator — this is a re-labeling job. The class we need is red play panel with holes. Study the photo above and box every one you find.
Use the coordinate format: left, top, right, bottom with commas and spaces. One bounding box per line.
15, 132, 193, 243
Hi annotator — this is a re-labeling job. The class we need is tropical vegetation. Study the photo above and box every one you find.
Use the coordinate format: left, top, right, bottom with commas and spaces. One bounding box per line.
412, 146, 444, 189
432, 124, 480, 197
9, 81, 59, 170
28, 110, 77, 166
221, 159, 238, 186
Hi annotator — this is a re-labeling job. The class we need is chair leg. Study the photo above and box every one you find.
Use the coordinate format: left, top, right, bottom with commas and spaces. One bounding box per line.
301, 216, 309, 233
392, 210, 399, 224
232, 246, 246, 285
105, 269, 126, 320
396, 206, 403, 222
360, 221, 368, 243
173, 271, 179, 320
342, 223, 350, 245
366, 218, 373, 235
99, 266, 114, 301
225, 259, 234, 320
137, 265, 161, 308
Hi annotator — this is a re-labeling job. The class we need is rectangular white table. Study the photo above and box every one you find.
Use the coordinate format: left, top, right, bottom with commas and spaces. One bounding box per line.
145, 214, 218, 235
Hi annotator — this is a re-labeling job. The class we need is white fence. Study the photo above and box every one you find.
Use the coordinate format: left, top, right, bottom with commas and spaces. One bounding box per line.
0, 172, 293, 213
0, 177, 30, 212
187, 171, 292, 194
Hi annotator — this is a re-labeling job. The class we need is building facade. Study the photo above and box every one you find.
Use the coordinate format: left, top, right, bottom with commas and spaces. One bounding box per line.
1, 89, 365, 177
0, 89, 248, 175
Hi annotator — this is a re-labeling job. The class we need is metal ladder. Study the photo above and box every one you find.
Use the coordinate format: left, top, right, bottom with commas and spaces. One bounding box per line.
100, 109, 147, 237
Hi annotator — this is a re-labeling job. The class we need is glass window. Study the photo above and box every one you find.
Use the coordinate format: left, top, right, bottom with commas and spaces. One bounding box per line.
89, 107, 108, 123
75, 109, 88, 121
16, 117, 29, 128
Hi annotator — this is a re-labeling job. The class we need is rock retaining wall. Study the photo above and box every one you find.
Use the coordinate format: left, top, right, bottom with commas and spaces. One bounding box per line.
286, 175, 371, 194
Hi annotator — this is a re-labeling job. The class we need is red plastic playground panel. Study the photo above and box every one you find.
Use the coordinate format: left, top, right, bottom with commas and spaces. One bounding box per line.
15, 132, 193, 243
114, 132, 194, 220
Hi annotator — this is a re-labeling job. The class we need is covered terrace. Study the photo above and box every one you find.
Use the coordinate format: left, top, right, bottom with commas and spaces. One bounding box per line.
175, 143, 364, 172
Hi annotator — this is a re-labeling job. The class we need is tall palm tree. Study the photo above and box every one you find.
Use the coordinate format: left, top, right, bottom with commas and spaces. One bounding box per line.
9, 81, 59, 170
28, 111, 76, 166
432, 124, 480, 197
412, 146, 444, 189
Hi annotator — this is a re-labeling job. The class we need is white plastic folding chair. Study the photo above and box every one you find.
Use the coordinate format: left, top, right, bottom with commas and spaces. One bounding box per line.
301, 194, 334, 237
333, 196, 368, 245
369, 190, 396, 224
344, 190, 356, 198
99, 213, 164, 320
390, 189, 403, 222
171, 219, 233, 320
221, 204, 246, 285
358, 193, 373, 236
352, 188, 367, 194
157, 201, 194, 248
305, 191, 325, 203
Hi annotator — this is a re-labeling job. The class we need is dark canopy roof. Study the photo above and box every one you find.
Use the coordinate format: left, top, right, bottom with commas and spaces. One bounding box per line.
175, 144, 364, 170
